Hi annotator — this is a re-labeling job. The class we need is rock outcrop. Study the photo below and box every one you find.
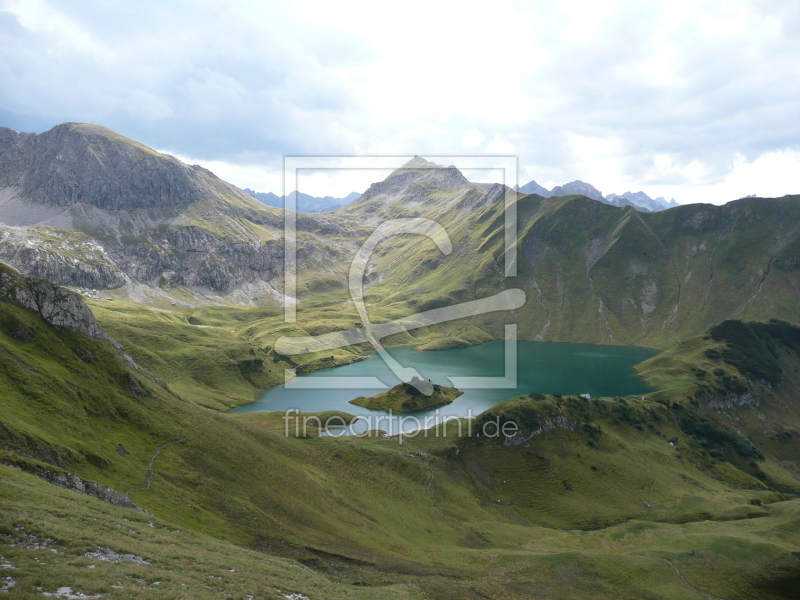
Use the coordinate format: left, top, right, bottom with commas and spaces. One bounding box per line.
37, 467, 143, 511
0, 261, 109, 340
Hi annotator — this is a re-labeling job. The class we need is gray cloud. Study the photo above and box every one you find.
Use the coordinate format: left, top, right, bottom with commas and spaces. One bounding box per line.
0, 0, 798, 198
0, 1, 366, 160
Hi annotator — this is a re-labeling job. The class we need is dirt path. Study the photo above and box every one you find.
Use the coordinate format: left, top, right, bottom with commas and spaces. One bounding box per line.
125, 434, 184, 497
661, 557, 717, 600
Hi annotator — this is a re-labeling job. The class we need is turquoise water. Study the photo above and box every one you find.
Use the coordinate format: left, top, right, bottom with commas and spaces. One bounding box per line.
230, 341, 659, 435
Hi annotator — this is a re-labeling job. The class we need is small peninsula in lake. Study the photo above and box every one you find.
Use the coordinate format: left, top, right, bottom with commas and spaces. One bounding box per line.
350, 378, 463, 413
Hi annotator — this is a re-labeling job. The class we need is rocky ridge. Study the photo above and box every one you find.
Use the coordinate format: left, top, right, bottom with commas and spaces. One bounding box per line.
0, 260, 109, 340
0, 123, 220, 211
0, 123, 361, 304
606, 191, 679, 212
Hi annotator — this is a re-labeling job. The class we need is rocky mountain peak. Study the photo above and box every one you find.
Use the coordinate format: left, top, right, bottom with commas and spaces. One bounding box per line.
516, 179, 551, 197
606, 191, 679, 212
549, 180, 605, 203
0, 122, 225, 211
400, 156, 442, 169
355, 157, 472, 205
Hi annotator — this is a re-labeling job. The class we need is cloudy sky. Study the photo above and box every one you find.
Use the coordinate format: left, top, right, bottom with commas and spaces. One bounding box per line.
1, 0, 799, 203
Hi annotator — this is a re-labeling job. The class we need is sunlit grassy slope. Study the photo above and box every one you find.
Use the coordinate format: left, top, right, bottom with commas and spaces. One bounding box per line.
3, 268, 800, 597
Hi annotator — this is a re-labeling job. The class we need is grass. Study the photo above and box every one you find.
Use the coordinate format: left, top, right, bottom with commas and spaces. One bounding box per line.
350, 381, 462, 412
0, 465, 420, 600
87, 300, 287, 410
4, 239, 800, 598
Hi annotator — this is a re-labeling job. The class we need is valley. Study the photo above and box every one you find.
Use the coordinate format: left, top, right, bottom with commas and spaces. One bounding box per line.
1, 124, 800, 599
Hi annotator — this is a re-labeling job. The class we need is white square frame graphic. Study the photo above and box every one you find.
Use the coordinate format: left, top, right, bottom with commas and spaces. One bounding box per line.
280, 156, 520, 390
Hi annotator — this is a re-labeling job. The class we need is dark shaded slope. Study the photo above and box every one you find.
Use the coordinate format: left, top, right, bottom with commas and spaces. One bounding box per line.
353, 191, 800, 348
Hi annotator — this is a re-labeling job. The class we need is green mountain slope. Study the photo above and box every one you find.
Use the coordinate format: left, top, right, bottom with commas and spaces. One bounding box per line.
3, 260, 800, 598
66, 158, 800, 415
2, 126, 800, 598
331, 176, 800, 349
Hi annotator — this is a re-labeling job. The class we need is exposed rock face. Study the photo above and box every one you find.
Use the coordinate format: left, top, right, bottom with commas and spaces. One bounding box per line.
0, 123, 358, 302
355, 156, 473, 206
549, 180, 607, 203
517, 179, 551, 196
503, 413, 574, 447
0, 261, 109, 340
0, 227, 126, 289
36, 467, 143, 511
0, 123, 217, 210
704, 393, 760, 411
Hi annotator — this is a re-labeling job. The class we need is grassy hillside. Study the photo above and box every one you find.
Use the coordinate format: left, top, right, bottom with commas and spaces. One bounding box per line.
0, 465, 418, 600
7, 158, 800, 403
149, 190, 797, 388
281, 186, 800, 352
4, 136, 800, 598
8, 148, 799, 360
3, 263, 800, 598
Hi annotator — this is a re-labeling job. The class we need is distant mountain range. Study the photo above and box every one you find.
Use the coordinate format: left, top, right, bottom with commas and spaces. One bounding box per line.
255, 178, 677, 214
244, 188, 361, 213
247, 173, 677, 215
516, 179, 679, 212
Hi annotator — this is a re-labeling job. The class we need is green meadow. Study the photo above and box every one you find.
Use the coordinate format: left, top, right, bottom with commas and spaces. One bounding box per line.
3, 275, 800, 597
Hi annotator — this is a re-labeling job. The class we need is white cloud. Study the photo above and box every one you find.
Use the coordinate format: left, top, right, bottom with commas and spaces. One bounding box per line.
0, 0, 798, 202
487, 136, 516, 155
463, 128, 485, 149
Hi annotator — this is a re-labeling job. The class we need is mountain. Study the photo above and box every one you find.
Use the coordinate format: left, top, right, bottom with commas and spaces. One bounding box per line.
333, 164, 800, 349
548, 179, 607, 202
0, 124, 797, 352
515, 179, 551, 196
607, 190, 680, 212
341, 155, 504, 219
654, 195, 680, 208
0, 123, 359, 306
517, 179, 681, 211
243, 188, 361, 212
0, 123, 212, 211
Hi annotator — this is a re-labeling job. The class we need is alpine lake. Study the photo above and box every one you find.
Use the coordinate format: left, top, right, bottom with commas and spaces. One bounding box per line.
231, 341, 659, 436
